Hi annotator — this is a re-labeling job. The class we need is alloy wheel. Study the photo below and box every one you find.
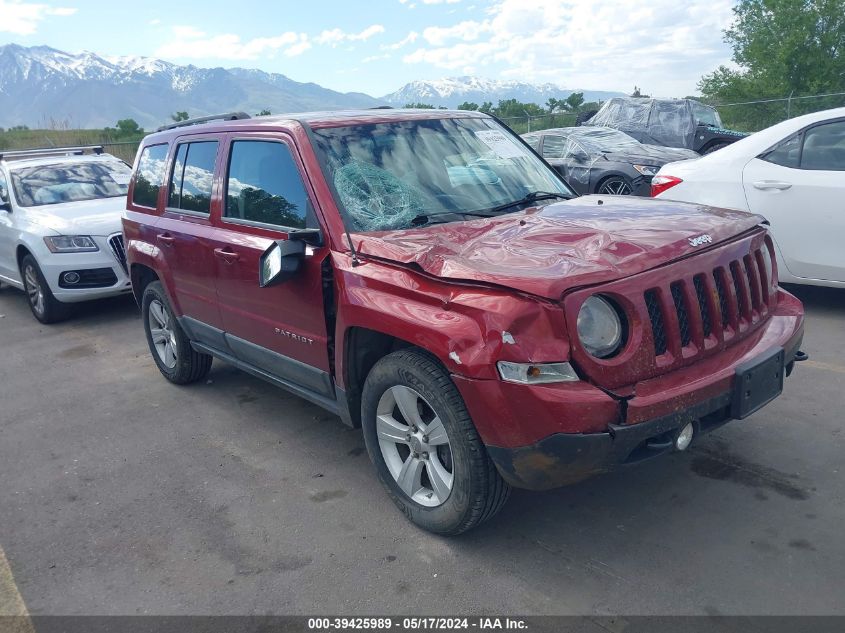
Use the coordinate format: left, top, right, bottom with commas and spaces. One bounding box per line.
376, 385, 454, 507
23, 264, 45, 317
598, 178, 633, 195
148, 299, 177, 369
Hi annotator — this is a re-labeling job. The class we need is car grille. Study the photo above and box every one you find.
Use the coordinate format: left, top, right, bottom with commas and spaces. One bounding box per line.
644, 245, 772, 359
562, 231, 776, 390
109, 234, 127, 273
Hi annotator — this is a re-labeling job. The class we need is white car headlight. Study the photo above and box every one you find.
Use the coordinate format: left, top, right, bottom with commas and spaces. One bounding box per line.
577, 295, 624, 358
497, 361, 579, 384
44, 235, 99, 253
633, 164, 659, 176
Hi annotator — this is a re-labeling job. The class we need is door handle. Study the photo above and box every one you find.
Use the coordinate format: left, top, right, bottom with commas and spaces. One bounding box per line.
213, 247, 240, 264
753, 180, 792, 191
156, 233, 175, 247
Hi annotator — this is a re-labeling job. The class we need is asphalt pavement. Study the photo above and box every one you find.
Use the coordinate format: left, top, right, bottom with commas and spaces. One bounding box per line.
0, 283, 842, 616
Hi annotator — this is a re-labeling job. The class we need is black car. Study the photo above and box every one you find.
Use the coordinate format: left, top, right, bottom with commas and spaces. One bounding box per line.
583, 97, 747, 155
522, 126, 699, 196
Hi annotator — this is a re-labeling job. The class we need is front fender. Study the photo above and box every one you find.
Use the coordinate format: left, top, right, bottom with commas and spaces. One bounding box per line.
332, 253, 571, 386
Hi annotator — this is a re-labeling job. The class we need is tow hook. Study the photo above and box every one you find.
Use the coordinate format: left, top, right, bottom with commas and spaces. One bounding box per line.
786, 350, 808, 377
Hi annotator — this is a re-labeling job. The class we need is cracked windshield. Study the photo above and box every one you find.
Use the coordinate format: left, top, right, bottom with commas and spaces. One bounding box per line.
312, 116, 572, 232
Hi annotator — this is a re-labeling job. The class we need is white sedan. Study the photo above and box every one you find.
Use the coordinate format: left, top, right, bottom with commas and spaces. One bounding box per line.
652, 107, 845, 288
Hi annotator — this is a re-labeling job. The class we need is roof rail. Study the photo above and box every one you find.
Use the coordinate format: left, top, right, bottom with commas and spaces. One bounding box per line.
157, 112, 251, 132
0, 145, 104, 162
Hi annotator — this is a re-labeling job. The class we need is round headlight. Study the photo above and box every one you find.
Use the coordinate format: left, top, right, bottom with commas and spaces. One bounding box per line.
577, 295, 623, 358
760, 241, 775, 288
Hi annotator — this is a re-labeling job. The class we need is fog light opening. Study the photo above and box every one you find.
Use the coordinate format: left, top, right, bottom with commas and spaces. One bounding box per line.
62, 271, 80, 285
675, 423, 695, 451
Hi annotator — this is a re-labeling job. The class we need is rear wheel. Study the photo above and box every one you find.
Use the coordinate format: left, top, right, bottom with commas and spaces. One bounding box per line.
596, 176, 633, 196
141, 281, 212, 384
20, 254, 71, 324
361, 349, 510, 535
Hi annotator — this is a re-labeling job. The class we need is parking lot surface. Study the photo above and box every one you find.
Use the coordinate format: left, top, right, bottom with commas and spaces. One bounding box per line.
0, 284, 843, 616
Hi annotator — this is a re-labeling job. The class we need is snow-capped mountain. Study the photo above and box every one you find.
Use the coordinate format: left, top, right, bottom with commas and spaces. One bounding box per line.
382, 77, 624, 109
0, 44, 380, 129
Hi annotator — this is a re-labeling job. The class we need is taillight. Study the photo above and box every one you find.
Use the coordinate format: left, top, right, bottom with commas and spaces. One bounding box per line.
651, 175, 683, 197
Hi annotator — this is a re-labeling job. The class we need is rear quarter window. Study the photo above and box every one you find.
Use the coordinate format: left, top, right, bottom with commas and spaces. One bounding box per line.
132, 144, 169, 208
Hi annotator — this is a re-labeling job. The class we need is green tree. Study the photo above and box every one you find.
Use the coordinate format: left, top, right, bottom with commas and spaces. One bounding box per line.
478, 101, 494, 114
457, 101, 479, 111
404, 102, 437, 109
114, 119, 144, 138
699, 0, 845, 131
563, 92, 585, 113
631, 86, 650, 98
256, 109, 272, 116
171, 111, 189, 122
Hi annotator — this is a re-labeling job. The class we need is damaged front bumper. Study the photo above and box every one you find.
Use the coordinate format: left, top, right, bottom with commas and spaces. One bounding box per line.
454, 314, 805, 491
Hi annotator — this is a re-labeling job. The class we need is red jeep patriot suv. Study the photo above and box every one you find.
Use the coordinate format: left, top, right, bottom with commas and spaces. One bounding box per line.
123, 109, 806, 535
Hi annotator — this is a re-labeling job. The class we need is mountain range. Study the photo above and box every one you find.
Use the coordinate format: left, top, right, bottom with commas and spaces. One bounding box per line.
381, 77, 624, 109
0, 44, 624, 129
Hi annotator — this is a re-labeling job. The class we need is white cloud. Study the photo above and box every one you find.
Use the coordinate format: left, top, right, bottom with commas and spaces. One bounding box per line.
400, 0, 461, 4
363, 53, 391, 63
382, 31, 418, 50
402, 0, 735, 96
156, 28, 311, 60
149, 18, 161, 26
315, 24, 385, 46
0, 0, 77, 35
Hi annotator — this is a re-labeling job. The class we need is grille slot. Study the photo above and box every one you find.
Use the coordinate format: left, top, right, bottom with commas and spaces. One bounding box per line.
693, 275, 712, 337
713, 269, 730, 328
109, 234, 127, 273
645, 289, 667, 355
670, 282, 692, 347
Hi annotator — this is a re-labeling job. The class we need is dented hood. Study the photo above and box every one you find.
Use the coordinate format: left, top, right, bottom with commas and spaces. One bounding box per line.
354, 195, 764, 299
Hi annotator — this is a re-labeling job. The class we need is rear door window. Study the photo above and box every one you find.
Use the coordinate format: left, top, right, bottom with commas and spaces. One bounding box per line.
132, 144, 169, 208
223, 140, 308, 229
800, 121, 845, 171
168, 141, 218, 214
761, 135, 801, 169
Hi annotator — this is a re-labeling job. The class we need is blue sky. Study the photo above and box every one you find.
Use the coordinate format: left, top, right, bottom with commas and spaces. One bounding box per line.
0, 0, 737, 97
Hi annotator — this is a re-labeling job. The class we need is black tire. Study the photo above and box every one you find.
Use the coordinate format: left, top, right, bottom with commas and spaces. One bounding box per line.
361, 349, 510, 535
141, 281, 212, 384
20, 254, 72, 324
596, 175, 633, 196
576, 110, 598, 126
702, 141, 730, 155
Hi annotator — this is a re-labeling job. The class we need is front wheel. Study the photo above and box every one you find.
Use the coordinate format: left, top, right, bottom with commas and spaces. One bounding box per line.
361, 349, 510, 535
141, 281, 212, 384
20, 254, 71, 324
596, 176, 633, 196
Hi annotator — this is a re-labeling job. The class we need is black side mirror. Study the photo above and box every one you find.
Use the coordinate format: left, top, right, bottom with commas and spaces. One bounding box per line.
571, 150, 590, 163
259, 239, 306, 287
0, 186, 9, 212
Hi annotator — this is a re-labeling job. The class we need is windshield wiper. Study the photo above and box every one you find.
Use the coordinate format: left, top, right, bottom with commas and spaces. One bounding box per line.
484, 191, 571, 215
410, 210, 499, 227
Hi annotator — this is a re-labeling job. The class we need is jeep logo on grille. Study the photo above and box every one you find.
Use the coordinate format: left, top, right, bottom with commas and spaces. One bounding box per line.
688, 234, 713, 247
